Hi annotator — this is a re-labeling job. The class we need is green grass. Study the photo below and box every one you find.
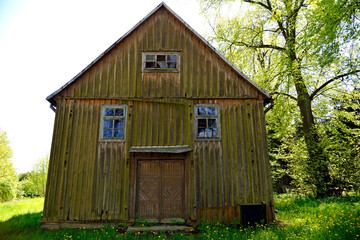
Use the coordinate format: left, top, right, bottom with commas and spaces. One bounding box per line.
0, 194, 360, 239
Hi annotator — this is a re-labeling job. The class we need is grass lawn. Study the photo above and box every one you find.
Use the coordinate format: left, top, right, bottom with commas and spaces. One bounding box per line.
0, 194, 359, 239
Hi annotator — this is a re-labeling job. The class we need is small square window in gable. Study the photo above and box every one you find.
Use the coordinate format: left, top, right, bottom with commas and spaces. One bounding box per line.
142, 52, 180, 72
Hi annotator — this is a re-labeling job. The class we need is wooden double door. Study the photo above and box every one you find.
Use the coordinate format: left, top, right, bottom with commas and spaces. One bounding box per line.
135, 159, 185, 221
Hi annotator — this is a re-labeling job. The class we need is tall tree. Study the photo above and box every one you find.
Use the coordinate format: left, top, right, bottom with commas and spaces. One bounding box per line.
200, 0, 360, 197
0, 128, 16, 202
0, 128, 14, 182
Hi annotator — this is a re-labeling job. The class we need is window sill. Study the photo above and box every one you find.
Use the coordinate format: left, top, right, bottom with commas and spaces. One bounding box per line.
142, 69, 180, 73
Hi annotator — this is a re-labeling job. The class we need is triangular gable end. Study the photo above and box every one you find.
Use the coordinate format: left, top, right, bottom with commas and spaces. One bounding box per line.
46, 2, 271, 107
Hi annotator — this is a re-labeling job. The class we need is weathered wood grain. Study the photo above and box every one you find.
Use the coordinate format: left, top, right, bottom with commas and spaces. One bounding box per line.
43, 6, 274, 226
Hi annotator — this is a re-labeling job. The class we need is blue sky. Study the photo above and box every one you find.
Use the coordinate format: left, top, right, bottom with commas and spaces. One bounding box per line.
0, 0, 209, 173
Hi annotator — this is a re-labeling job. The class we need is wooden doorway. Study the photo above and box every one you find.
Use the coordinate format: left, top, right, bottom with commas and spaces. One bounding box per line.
129, 153, 188, 222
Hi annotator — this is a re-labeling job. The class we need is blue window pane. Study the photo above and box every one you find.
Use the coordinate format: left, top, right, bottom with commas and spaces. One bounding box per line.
114, 129, 123, 138
103, 129, 113, 138
208, 119, 217, 128
157, 55, 166, 61
156, 62, 166, 68
105, 108, 114, 116
210, 128, 217, 137
206, 129, 212, 138
114, 119, 123, 128
167, 62, 177, 68
104, 119, 113, 128
146, 62, 155, 68
115, 108, 124, 116
198, 128, 206, 138
167, 55, 177, 61
197, 107, 207, 115
146, 55, 155, 60
208, 108, 216, 116
198, 119, 206, 128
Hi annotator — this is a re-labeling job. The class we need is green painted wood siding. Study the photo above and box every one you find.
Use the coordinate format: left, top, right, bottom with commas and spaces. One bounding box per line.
193, 99, 272, 212
56, 8, 259, 101
43, 7, 273, 224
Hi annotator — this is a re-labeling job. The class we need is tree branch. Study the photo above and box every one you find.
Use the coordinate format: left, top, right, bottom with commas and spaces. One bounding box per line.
244, 0, 272, 11
272, 91, 297, 101
237, 41, 286, 51
310, 70, 360, 100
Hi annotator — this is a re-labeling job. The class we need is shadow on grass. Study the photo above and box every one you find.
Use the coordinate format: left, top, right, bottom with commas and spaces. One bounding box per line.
0, 212, 48, 240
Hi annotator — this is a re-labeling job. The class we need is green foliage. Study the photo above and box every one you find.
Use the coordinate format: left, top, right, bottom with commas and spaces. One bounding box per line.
0, 129, 16, 202
19, 156, 49, 197
320, 88, 360, 192
200, 0, 360, 196
0, 181, 16, 203
1, 195, 360, 239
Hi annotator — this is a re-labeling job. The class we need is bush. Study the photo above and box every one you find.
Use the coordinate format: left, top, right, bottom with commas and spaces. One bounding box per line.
0, 181, 16, 202
21, 179, 40, 198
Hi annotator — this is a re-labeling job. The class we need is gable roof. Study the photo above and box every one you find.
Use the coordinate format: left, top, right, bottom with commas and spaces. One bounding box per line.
47, 2, 271, 106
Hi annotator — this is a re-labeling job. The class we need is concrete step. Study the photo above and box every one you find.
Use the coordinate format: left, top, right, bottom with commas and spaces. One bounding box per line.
127, 225, 194, 234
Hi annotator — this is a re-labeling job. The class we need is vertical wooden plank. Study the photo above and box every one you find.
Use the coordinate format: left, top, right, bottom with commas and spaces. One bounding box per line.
234, 103, 244, 205
45, 100, 65, 220
69, 100, 82, 220
78, 100, 90, 220
239, 101, 249, 203
130, 31, 137, 98
122, 39, 129, 97
209, 143, 216, 207
108, 53, 116, 97
259, 101, 273, 203
204, 50, 211, 97
58, 100, 74, 220
220, 103, 229, 206
83, 100, 95, 220
230, 103, 239, 205
179, 22, 186, 97
123, 99, 133, 220
244, 99, 255, 202
158, 102, 165, 146
136, 27, 143, 98
80, 72, 89, 98
107, 142, 116, 220
87, 67, 96, 98
102, 56, 110, 97
91, 100, 101, 220
203, 143, 209, 207
115, 46, 122, 98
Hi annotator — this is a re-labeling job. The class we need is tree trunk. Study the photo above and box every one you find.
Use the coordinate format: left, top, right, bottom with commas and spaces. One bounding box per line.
291, 60, 332, 197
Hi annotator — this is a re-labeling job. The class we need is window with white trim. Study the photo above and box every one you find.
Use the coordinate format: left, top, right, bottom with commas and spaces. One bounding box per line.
100, 105, 127, 141
143, 52, 180, 71
195, 104, 220, 140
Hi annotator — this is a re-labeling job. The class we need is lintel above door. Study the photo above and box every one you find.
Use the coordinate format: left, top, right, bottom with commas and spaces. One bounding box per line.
130, 145, 192, 153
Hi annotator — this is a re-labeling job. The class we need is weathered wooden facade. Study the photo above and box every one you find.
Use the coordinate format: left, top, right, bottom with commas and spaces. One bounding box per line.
43, 3, 274, 228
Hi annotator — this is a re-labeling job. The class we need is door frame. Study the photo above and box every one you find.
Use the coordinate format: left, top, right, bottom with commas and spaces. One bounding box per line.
129, 152, 190, 222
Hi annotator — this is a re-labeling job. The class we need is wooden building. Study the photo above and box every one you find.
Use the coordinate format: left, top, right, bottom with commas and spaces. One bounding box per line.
43, 3, 274, 228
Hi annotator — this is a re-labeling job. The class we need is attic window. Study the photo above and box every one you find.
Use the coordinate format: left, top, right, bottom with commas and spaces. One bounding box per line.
195, 104, 221, 140
143, 52, 180, 72
100, 105, 127, 141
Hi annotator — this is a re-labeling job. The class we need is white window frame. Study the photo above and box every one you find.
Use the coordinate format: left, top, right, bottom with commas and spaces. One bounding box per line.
142, 52, 180, 72
194, 104, 221, 141
99, 104, 127, 141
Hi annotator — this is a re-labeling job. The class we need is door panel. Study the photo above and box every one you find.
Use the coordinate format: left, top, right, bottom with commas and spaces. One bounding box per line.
136, 161, 160, 218
136, 159, 184, 220
161, 160, 184, 218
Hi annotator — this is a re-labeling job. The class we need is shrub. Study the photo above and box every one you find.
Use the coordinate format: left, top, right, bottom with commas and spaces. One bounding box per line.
0, 180, 16, 202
